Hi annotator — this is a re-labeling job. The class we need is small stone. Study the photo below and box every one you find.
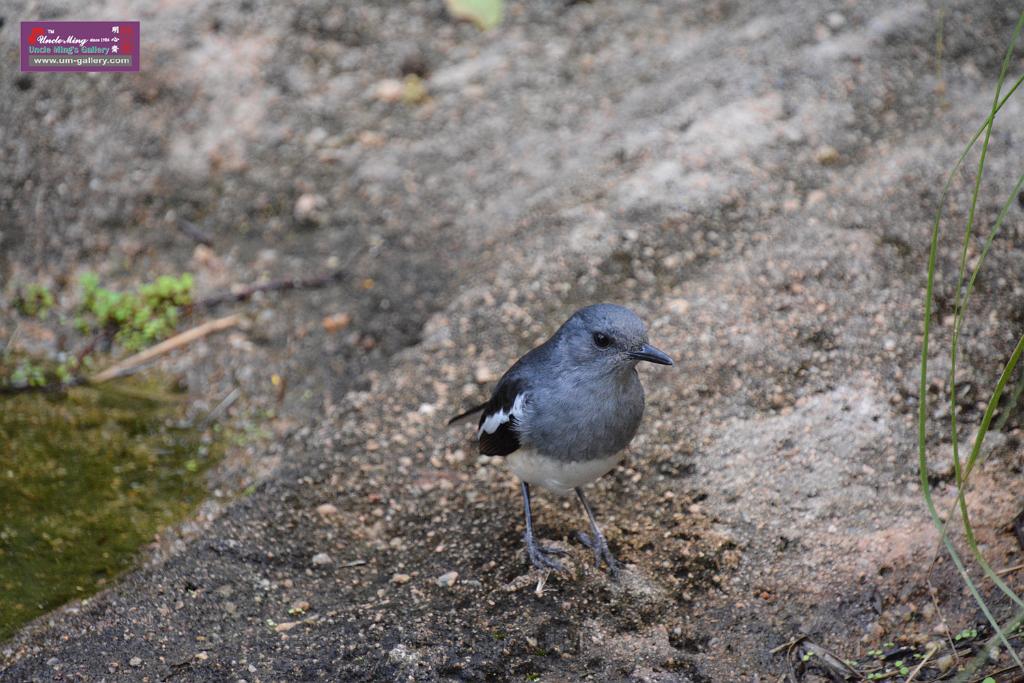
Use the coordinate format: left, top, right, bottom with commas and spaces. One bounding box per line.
935, 653, 955, 672
815, 145, 840, 165
195, 651, 209, 661
294, 193, 326, 224
437, 571, 459, 587
391, 573, 412, 584
826, 11, 846, 28
129, 657, 142, 667
275, 621, 299, 633
374, 78, 404, 102
474, 365, 496, 384
316, 503, 338, 517
805, 189, 827, 207
312, 552, 333, 567
666, 298, 690, 315
46, 657, 59, 667
322, 312, 351, 333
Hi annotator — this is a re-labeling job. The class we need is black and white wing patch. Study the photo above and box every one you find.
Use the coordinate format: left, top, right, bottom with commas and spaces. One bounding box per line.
477, 380, 526, 456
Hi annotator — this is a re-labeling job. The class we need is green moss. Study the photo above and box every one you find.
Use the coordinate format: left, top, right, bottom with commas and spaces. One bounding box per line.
78, 272, 193, 351
14, 284, 55, 319
0, 377, 219, 641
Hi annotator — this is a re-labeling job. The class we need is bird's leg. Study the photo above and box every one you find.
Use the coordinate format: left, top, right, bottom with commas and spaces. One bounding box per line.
575, 487, 620, 576
521, 481, 567, 571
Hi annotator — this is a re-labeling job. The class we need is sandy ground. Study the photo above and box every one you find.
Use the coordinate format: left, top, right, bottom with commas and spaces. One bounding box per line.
2, 0, 1024, 680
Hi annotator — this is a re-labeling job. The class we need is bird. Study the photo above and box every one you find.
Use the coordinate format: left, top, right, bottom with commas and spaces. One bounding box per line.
449, 303, 673, 575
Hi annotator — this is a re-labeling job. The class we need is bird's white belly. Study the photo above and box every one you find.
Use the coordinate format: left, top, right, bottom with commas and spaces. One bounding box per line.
507, 449, 623, 495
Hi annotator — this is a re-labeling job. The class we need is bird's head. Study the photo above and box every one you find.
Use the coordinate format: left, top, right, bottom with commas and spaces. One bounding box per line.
560, 303, 674, 374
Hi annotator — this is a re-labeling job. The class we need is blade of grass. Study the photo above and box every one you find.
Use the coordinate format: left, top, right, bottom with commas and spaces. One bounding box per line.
943, 170, 1024, 615
921, 10, 1024, 674
952, 608, 1024, 683
918, 171, 1024, 676
944, 6, 1024, 632
946, 10, 1023, 498
993, 363, 1024, 432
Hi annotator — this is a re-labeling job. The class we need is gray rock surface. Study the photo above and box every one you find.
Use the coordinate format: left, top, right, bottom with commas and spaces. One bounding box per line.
3, 0, 1024, 680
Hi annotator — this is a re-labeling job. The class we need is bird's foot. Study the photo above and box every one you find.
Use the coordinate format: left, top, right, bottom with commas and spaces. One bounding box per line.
577, 531, 620, 577
524, 533, 567, 572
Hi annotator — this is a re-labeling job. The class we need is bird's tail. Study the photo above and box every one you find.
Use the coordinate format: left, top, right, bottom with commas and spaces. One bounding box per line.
447, 402, 487, 426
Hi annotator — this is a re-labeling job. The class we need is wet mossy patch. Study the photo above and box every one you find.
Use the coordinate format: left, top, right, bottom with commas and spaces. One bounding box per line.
0, 378, 218, 641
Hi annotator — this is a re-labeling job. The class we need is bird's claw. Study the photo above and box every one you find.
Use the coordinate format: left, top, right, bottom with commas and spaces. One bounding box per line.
577, 531, 620, 577
525, 535, 567, 572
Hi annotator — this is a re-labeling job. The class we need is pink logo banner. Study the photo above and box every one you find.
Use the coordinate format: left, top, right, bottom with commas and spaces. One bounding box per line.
21, 21, 140, 72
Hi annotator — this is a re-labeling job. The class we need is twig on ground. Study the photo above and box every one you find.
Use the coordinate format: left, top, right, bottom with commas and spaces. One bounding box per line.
75, 328, 113, 366
341, 560, 368, 568
998, 562, 1024, 577
798, 639, 860, 679
191, 270, 346, 309
90, 313, 242, 384
177, 219, 215, 247
771, 636, 807, 655
200, 387, 241, 428
903, 643, 938, 683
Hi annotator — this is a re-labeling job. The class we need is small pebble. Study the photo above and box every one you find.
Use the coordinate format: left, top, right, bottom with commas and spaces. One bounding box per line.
129, 656, 142, 667
815, 145, 840, 165
316, 503, 338, 517
392, 573, 412, 585
436, 571, 459, 587
294, 193, 325, 223
666, 298, 690, 315
312, 552, 333, 567
374, 79, 404, 102
474, 365, 496, 384
322, 313, 351, 333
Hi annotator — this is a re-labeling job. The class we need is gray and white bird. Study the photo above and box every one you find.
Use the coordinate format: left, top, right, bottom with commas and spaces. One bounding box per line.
450, 303, 673, 575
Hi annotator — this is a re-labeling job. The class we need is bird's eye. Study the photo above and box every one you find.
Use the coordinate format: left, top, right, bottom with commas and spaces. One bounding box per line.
592, 332, 612, 349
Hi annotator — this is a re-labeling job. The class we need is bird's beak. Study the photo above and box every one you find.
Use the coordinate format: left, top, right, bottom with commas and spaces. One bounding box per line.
628, 344, 674, 366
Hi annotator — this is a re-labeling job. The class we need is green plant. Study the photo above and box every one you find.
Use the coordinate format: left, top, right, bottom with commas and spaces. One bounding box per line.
10, 360, 47, 387
919, 10, 1024, 681
14, 283, 55, 318
78, 272, 193, 351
